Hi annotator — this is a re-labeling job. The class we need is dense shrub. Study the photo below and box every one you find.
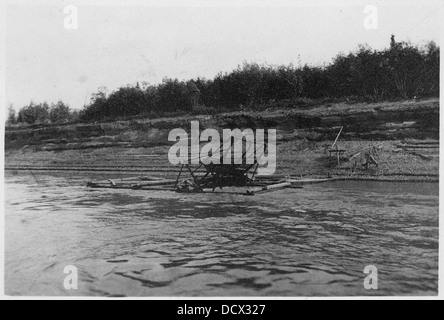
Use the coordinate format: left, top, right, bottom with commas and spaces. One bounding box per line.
18, 102, 50, 125
13, 37, 440, 125
49, 101, 72, 123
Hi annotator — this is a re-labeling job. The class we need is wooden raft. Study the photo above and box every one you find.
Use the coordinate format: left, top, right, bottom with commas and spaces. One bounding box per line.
86, 175, 309, 196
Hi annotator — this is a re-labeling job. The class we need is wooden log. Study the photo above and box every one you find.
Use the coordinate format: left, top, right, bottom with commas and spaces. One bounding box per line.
397, 144, 439, 149
252, 182, 292, 195
401, 141, 439, 145
134, 186, 176, 191
250, 182, 291, 193
408, 152, 433, 161
255, 174, 291, 180
263, 182, 291, 190
201, 189, 255, 196
104, 176, 166, 182
131, 179, 177, 188
87, 182, 175, 191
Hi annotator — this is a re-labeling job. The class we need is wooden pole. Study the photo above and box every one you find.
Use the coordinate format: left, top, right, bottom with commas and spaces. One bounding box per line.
175, 164, 184, 187
337, 144, 340, 166
331, 126, 344, 149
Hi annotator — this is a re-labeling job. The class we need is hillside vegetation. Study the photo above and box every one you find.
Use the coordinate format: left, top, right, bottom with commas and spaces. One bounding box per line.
6, 36, 439, 127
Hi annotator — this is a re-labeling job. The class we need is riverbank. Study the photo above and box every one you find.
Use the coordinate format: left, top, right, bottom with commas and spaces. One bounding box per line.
5, 138, 439, 183
5, 99, 439, 149
5, 99, 439, 183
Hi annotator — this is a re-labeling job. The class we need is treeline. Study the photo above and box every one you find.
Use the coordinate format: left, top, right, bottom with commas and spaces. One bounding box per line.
6, 101, 79, 126
8, 37, 440, 125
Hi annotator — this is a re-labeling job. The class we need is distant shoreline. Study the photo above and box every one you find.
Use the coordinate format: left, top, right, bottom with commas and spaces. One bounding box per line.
5, 99, 439, 185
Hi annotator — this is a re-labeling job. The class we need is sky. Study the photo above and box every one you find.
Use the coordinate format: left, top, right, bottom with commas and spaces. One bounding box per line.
4, 0, 443, 110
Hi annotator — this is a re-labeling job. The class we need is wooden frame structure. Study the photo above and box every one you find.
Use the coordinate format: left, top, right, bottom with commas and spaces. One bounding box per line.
86, 132, 309, 195
174, 137, 265, 193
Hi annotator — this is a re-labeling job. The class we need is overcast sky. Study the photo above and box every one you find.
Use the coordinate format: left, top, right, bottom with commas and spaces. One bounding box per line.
5, 0, 443, 110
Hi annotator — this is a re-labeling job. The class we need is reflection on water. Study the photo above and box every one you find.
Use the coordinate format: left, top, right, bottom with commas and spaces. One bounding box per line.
5, 173, 439, 296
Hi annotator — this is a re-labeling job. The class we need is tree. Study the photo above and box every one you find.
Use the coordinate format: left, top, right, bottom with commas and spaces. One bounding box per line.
70, 110, 80, 122
417, 41, 440, 97
19, 102, 50, 124
6, 105, 16, 126
79, 87, 109, 121
76, 37, 439, 122
385, 41, 424, 99
50, 101, 71, 123
156, 78, 191, 113
17, 109, 25, 123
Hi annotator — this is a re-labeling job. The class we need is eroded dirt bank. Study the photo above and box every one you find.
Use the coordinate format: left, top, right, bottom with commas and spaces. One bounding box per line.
6, 99, 439, 151
5, 99, 439, 182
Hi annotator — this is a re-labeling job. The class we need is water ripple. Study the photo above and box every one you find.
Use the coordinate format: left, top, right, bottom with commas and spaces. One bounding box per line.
4, 174, 439, 296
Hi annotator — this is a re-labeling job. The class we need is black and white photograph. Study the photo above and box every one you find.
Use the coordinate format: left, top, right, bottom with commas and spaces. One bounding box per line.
1, 0, 442, 301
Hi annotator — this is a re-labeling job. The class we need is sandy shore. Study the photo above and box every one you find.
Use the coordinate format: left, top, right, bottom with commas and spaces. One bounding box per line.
5, 138, 439, 183
5, 99, 439, 183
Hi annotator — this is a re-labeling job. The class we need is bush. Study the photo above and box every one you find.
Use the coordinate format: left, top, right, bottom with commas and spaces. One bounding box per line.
49, 101, 71, 124
38, 36, 440, 124
18, 102, 50, 124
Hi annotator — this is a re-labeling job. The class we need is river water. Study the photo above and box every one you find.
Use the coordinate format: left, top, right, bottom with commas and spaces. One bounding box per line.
4, 173, 439, 297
